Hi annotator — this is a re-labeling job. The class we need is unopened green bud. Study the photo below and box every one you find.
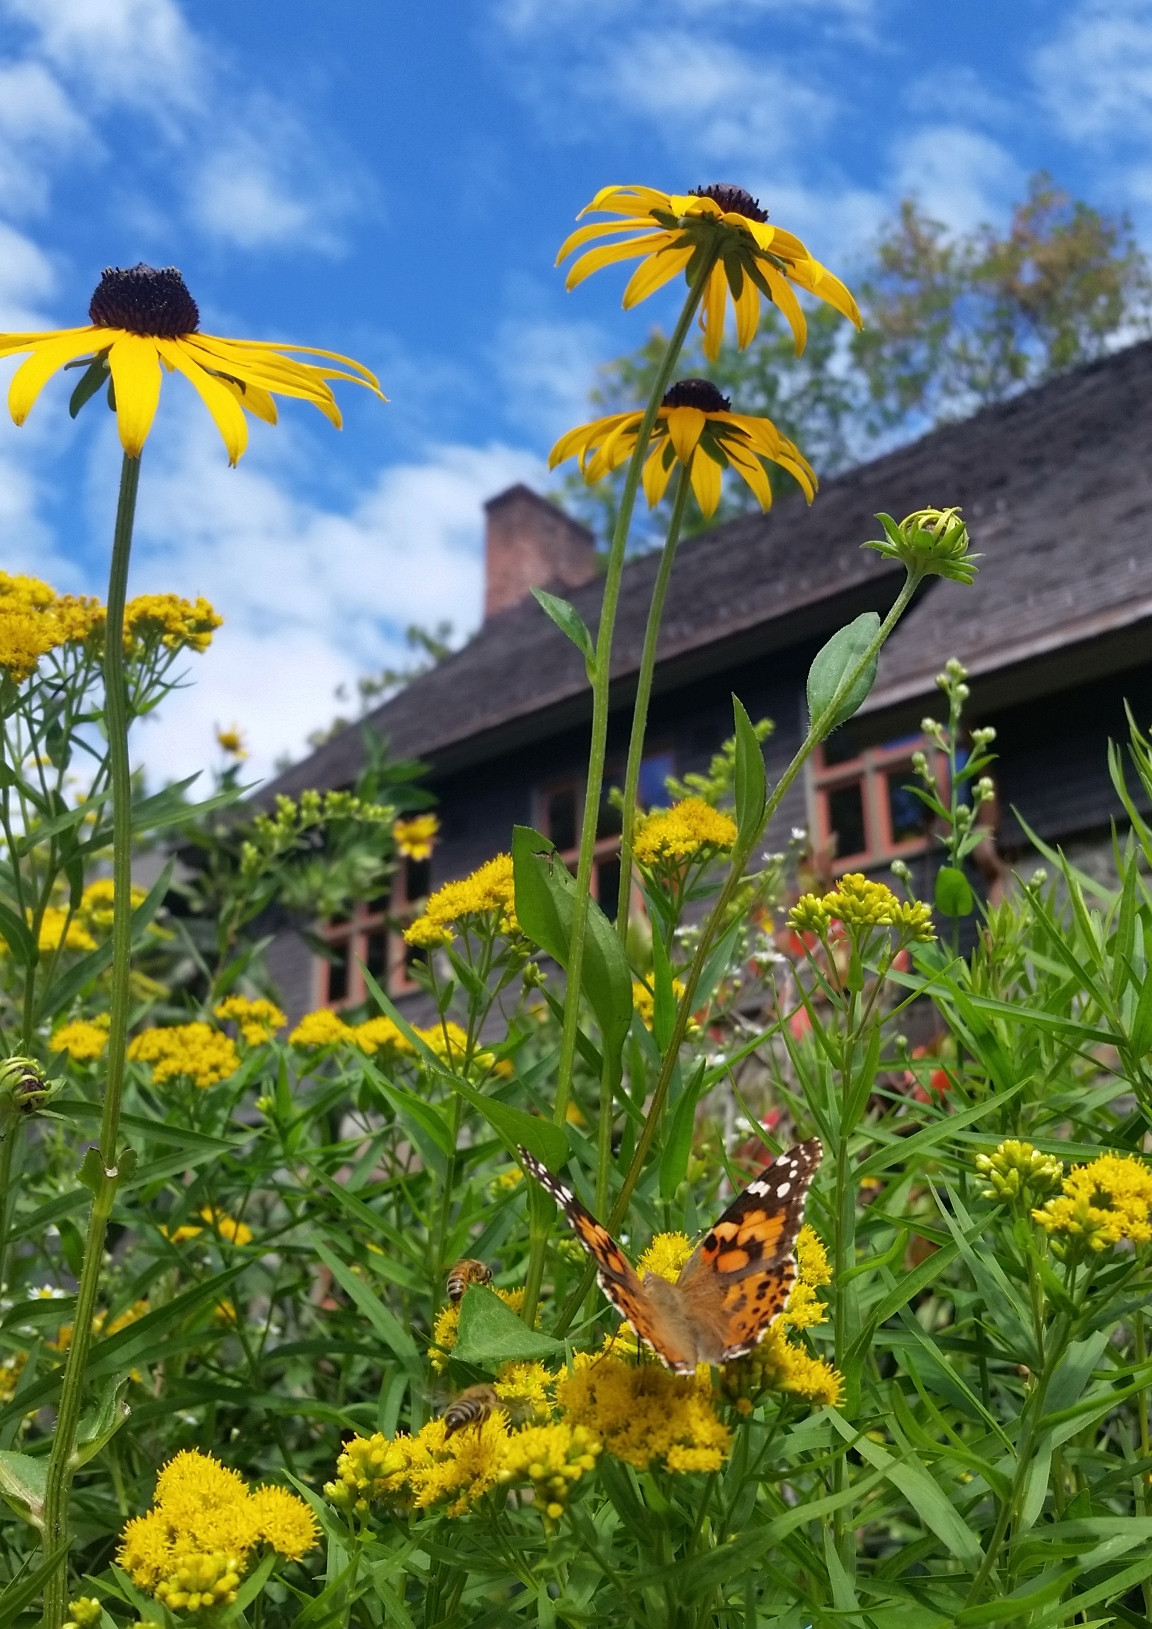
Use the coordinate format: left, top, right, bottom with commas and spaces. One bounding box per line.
974, 776, 995, 803
975, 1139, 1062, 1207
971, 726, 997, 748
866, 508, 978, 585
65, 1600, 102, 1629
0, 1056, 53, 1119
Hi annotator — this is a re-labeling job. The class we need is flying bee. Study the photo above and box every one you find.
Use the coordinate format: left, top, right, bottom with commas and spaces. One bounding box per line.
442, 1383, 498, 1437
446, 1258, 492, 1303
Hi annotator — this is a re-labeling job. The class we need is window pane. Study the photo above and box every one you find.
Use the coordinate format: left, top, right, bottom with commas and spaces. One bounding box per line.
326, 940, 350, 1003
822, 732, 859, 767
827, 782, 866, 859
365, 928, 388, 980
405, 856, 431, 900
638, 751, 674, 809
547, 786, 577, 852
887, 768, 926, 843
597, 855, 621, 920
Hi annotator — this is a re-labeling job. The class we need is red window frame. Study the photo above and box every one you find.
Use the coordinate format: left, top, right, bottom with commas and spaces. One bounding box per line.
809, 737, 940, 873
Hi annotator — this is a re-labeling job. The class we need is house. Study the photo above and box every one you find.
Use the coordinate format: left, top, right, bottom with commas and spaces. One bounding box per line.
261, 338, 1152, 1019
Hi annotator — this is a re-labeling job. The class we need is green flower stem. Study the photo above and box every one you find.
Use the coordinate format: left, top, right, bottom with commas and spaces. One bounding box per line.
551, 256, 716, 1132
0, 1120, 16, 1295
42, 450, 141, 1629
554, 568, 923, 1332
614, 464, 692, 942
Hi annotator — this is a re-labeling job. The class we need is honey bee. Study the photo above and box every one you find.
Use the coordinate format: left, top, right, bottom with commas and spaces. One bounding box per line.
446, 1258, 492, 1303
442, 1384, 498, 1437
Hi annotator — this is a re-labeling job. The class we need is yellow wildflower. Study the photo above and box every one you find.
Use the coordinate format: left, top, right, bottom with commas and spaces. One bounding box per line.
247, 1486, 319, 1561
216, 726, 247, 759
393, 813, 439, 861
213, 996, 287, 1046
0, 574, 105, 683
200, 1209, 253, 1247
494, 1361, 556, 1417
117, 1450, 316, 1612
161, 1223, 204, 1244
1033, 1153, 1152, 1251
430, 1286, 526, 1371
633, 798, 738, 868
497, 1421, 601, 1524
742, 1324, 843, 1407
977, 1139, 1063, 1206
51, 1013, 110, 1062
54, 1299, 150, 1355
352, 1016, 414, 1058
0, 1351, 27, 1403
77, 879, 148, 933
127, 1023, 239, 1089
638, 1232, 694, 1283
288, 1009, 354, 1049
0, 606, 60, 684
556, 1353, 731, 1474
64, 1599, 102, 1629
787, 894, 832, 937
404, 853, 518, 948
34, 907, 96, 954
795, 1224, 831, 1288
124, 594, 222, 656
411, 1020, 506, 1078
490, 1167, 524, 1194
632, 978, 684, 1029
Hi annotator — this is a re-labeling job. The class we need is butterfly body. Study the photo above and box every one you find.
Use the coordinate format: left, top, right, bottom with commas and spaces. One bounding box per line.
519, 1139, 822, 1374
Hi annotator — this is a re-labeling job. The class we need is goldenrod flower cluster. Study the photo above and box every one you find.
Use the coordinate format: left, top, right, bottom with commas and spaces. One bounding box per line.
163, 1210, 253, 1248
76, 879, 148, 933
723, 1224, 841, 1409
63, 1598, 102, 1629
52, 1298, 149, 1357
638, 1231, 694, 1282
213, 996, 286, 1046
242, 790, 393, 885
0, 1350, 27, 1403
127, 1023, 240, 1089
1032, 1153, 1152, 1252
117, 1449, 317, 1613
0, 571, 102, 683
632, 798, 738, 869
287, 1009, 413, 1058
51, 1012, 110, 1061
123, 594, 222, 655
216, 726, 246, 758
326, 1413, 600, 1525
494, 1360, 556, 1417
556, 1352, 731, 1474
632, 977, 684, 1028
393, 813, 439, 861
788, 873, 934, 943
977, 1139, 1063, 1207
34, 907, 96, 954
404, 853, 518, 950
430, 1286, 526, 1371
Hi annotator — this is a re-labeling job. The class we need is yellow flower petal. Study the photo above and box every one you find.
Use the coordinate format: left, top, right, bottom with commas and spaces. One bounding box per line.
8, 330, 111, 427
565, 234, 670, 292
734, 274, 761, 350
556, 217, 661, 263
642, 440, 676, 508
218, 377, 278, 425
700, 263, 728, 362
157, 340, 248, 465
107, 334, 163, 459
664, 405, 706, 465
689, 447, 722, 517
723, 441, 774, 511
621, 244, 694, 310
761, 265, 808, 355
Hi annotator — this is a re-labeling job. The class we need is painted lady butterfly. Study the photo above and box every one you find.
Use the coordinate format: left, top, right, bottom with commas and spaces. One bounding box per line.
519, 1139, 822, 1373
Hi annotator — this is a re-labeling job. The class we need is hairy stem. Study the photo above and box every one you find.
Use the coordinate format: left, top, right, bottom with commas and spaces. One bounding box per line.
41, 451, 141, 1629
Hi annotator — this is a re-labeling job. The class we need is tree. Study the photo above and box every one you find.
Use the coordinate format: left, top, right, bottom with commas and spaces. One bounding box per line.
562, 174, 1152, 543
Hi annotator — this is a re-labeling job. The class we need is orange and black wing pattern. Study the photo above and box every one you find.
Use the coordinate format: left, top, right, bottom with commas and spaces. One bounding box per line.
518, 1149, 651, 1329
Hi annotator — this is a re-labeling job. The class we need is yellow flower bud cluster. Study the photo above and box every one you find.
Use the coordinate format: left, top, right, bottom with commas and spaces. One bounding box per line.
64, 1598, 102, 1629
117, 1450, 317, 1613
393, 813, 439, 860
122, 594, 222, 655
0, 571, 103, 684
638, 1231, 694, 1283
1032, 1153, 1152, 1253
127, 1022, 240, 1090
403, 853, 518, 950
498, 1422, 601, 1524
556, 1351, 731, 1474
241, 790, 394, 886
788, 873, 934, 943
976, 1140, 1063, 1207
213, 996, 287, 1046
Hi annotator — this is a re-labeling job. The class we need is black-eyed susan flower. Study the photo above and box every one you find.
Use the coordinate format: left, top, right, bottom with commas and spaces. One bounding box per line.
552, 377, 815, 518
0, 263, 384, 465
558, 184, 861, 360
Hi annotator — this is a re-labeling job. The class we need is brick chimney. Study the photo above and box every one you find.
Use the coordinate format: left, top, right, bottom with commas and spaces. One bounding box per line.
484, 485, 597, 619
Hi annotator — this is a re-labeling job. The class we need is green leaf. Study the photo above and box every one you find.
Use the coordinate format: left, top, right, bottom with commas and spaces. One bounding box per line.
359, 1056, 453, 1161
731, 694, 766, 849
312, 1240, 419, 1368
806, 612, 880, 733
450, 1074, 568, 1171
511, 825, 633, 1079
0, 901, 35, 967
0, 1544, 68, 1627
0, 1449, 47, 1526
68, 352, 110, 418
659, 1061, 706, 1201
935, 865, 974, 916
826, 1408, 984, 1566
531, 589, 596, 672
72, 1375, 131, 1470
452, 1285, 565, 1367
649, 921, 676, 1054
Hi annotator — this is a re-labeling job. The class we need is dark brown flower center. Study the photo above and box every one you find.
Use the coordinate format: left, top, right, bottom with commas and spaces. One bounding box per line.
688, 184, 768, 223
89, 264, 200, 337
662, 378, 731, 414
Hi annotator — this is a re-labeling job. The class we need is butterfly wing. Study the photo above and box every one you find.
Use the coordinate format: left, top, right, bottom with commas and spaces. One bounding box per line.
677, 1138, 822, 1363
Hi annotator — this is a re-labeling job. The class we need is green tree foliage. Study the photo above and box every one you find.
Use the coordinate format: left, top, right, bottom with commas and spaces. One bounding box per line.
564, 174, 1152, 542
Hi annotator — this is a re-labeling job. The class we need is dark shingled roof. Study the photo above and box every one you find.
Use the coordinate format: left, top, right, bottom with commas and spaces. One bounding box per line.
266, 338, 1152, 798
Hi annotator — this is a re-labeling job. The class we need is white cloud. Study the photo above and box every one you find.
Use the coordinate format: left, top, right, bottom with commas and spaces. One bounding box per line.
0, 60, 90, 214
495, 317, 605, 442
1034, 0, 1152, 143
891, 125, 1022, 232
3, 0, 203, 112
118, 409, 547, 783
0, 222, 57, 327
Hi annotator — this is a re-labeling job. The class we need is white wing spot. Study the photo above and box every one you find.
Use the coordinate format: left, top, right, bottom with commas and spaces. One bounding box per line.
777, 1182, 791, 1197
748, 1181, 770, 1196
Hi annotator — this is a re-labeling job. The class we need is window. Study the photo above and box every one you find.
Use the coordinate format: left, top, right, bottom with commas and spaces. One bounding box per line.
536, 750, 673, 922
316, 859, 430, 1008
810, 735, 936, 871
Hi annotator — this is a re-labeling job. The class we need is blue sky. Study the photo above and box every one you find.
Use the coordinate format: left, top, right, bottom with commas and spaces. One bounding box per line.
0, 0, 1148, 783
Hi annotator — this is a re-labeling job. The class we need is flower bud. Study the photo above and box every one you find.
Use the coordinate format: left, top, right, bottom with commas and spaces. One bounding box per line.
975, 1139, 1063, 1207
866, 508, 978, 584
971, 726, 997, 748
0, 1056, 53, 1119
